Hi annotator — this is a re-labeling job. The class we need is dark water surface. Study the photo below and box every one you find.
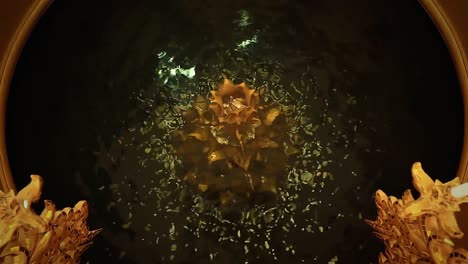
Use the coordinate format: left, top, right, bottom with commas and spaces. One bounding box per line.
6, 0, 463, 263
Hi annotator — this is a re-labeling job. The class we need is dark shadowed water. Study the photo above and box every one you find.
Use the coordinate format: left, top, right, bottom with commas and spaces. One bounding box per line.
6, 0, 464, 263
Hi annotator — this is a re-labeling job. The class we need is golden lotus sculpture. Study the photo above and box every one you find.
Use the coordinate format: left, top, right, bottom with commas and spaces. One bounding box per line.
173, 78, 298, 204
367, 162, 468, 264
0, 175, 101, 264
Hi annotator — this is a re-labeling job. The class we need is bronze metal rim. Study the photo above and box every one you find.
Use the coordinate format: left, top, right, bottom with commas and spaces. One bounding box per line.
0, 0, 53, 192
419, 0, 468, 183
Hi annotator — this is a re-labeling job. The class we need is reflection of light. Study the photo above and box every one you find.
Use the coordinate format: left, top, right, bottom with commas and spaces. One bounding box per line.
451, 182, 468, 198
155, 51, 196, 85
236, 35, 258, 50
235, 10, 252, 27
169, 66, 196, 78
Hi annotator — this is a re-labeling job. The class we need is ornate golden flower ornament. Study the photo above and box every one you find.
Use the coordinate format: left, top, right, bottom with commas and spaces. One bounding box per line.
173, 78, 298, 205
0, 175, 101, 264
367, 162, 468, 264
209, 78, 259, 125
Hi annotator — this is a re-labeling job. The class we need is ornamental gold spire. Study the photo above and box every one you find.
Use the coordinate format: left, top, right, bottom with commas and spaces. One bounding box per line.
367, 162, 468, 263
0, 175, 101, 264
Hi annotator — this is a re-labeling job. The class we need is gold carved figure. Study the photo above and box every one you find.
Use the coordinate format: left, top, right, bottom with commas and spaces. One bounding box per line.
0, 175, 101, 264
367, 162, 468, 263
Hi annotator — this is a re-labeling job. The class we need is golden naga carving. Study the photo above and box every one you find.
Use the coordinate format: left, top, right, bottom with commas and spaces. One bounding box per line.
173, 78, 298, 204
0, 175, 101, 264
367, 162, 468, 264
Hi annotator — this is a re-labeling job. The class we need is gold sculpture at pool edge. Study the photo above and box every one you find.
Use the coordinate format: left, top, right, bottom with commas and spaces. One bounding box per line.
367, 162, 468, 264
0, 175, 101, 264
173, 78, 299, 205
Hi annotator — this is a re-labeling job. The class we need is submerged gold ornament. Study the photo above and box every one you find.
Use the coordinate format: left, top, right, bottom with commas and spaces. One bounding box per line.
173, 78, 298, 204
367, 162, 468, 264
0, 175, 101, 264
